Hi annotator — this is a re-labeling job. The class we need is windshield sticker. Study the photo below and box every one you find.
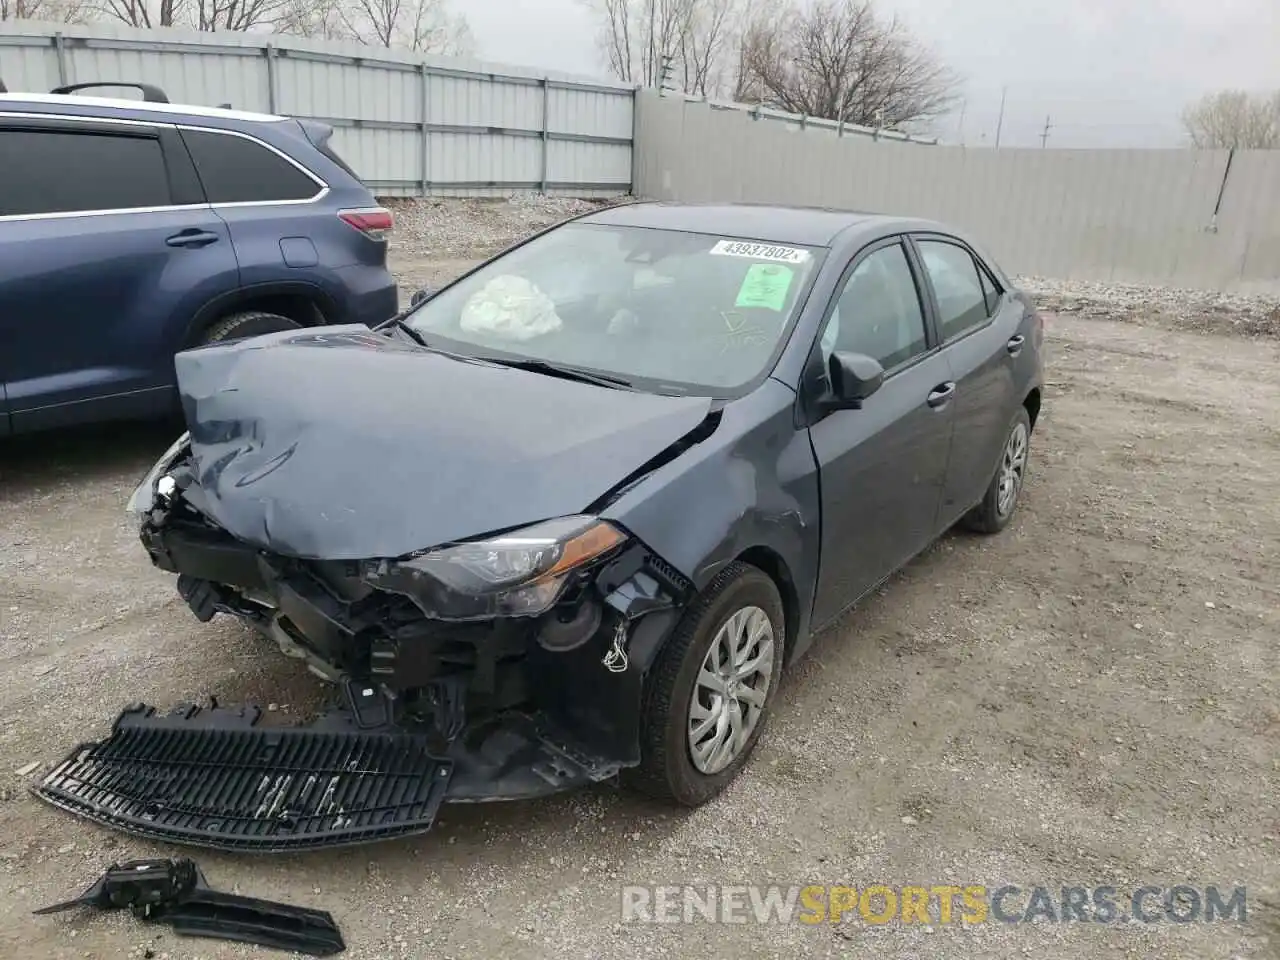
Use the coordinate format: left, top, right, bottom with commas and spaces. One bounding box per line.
735, 263, 795, 311
710, 240, 810, 264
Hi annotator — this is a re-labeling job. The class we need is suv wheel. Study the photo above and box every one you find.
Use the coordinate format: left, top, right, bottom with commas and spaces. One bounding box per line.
199, 311, 302, 345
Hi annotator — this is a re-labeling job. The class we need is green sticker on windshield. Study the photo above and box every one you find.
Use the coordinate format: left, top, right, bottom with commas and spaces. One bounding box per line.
735, 263, 794, 311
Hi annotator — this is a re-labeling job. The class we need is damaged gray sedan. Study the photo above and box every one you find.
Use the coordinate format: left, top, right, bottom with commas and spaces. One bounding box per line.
38, 203, 1044, 851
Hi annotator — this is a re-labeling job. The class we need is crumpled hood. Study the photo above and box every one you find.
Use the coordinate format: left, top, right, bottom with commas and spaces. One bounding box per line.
173, 325, 714, 559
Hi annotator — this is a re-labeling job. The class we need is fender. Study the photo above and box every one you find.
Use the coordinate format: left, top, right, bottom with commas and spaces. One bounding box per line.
178, 280, 340, 349
600, 379, 823, 668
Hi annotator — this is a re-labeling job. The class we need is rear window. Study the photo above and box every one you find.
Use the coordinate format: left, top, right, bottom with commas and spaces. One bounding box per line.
0, 128, 170, 216
181, 129, 323, 204
297, 119, 361, 180
318, 141, 359, 180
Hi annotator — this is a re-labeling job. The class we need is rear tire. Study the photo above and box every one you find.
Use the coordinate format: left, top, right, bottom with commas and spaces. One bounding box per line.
623, 561, 785, 807
962, 407, 1032, 534
198, 310, 302, 346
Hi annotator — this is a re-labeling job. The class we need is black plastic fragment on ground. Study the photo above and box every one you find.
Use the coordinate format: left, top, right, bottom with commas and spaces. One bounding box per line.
33, 702, 452, 852
35, 857, 345, 956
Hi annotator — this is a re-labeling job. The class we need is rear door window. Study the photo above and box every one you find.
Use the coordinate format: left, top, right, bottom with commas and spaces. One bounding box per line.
916, 239, 992, 341
0, 128, 170, 217
977, 262, 1000, 315
180, 129, 323, 204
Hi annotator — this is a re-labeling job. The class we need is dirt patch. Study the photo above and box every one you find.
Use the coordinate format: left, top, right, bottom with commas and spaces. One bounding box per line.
0, 235, 1276, 959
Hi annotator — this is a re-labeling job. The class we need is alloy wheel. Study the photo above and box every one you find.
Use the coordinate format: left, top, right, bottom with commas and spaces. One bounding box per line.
687, 605, 775, 776
997, 421, 1029, 517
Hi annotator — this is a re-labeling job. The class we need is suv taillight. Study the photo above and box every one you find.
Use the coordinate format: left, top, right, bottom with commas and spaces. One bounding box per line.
338, 207, 393, 241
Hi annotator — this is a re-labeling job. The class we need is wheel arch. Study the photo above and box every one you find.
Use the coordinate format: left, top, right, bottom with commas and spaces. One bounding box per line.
180, 281, 340, 349
733, 545, 801, 668
1023, 386, 1042, 431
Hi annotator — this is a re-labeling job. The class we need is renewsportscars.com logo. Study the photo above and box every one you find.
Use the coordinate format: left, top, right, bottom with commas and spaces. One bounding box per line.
619, 884, 1249, 925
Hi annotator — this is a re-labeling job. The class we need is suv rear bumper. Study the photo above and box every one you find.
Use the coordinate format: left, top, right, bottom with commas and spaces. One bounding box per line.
335, 265, 398, 327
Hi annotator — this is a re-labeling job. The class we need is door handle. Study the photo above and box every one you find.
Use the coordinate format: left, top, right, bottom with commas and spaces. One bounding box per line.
165, 229, 221, 249
1007, 334, 1026, 355
926, 382, 956, 408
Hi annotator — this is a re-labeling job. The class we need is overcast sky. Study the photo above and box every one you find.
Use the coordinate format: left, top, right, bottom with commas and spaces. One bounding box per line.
459, 0, 1280, 147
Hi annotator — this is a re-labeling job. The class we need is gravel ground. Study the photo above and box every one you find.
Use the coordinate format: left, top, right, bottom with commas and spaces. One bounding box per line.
1017, 276, 1280, 341
383, 195, 620, 259
1, 199, 1277, 960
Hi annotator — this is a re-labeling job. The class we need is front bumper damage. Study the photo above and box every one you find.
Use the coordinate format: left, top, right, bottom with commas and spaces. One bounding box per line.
35, 447, 695, 851
35, 690, 620, 852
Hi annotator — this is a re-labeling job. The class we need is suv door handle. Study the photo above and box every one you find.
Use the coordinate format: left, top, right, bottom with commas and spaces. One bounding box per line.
1007, 334, 1026, 355
926, 382, 956, 408
166, 229, 221, 249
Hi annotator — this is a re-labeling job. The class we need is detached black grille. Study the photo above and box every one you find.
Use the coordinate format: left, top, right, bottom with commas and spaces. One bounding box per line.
34, 703, 452, 852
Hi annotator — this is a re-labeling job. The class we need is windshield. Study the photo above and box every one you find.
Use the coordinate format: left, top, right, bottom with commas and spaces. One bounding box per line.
403, 222, 823, 395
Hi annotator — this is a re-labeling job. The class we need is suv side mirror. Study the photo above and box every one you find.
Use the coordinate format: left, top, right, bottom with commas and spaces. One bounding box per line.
827, 351, 884, 408
410, 288, 434, 307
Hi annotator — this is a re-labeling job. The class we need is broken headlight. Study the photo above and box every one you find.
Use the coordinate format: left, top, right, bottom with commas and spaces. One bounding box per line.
126, 432, 191, 516
362, 515, 626, 620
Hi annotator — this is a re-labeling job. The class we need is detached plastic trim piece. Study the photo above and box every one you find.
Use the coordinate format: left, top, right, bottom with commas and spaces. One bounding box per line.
33, 702, 452, 852
35, 858, 345, 957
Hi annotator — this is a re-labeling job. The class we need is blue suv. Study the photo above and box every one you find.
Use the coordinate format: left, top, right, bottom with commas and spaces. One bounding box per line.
0, 81, 399, 435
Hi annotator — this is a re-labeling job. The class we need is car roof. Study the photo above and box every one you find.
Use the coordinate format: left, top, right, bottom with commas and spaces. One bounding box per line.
578, 201, 944, 248
0, 92, 286, 125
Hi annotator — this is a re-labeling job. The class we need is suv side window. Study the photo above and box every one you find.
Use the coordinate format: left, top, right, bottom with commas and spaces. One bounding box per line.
819, 241, 929, 372
0, 128, 170, 217
916, 239, 991, 341
181, 129, 322, 204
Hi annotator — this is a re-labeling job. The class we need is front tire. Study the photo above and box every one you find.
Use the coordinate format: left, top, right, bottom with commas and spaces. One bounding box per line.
624, 561, 785, 806
962, 407, 1032, 534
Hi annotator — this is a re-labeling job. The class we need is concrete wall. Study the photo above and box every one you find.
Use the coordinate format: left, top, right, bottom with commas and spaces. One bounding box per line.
634, 91, 1280, 292
0, 21, 634, 198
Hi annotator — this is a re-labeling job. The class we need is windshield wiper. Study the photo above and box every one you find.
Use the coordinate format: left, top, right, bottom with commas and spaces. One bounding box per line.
386, 316, 431, 348
487, 358, 634, 390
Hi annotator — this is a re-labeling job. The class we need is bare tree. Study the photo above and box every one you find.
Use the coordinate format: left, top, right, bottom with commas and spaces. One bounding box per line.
194, 0, 287, 30
584, 0, 747, 97
1, 0, 87, 20
89, 0, 472, 45
677, 0, 735, 95
95, 0, 184, 27
735, 0, 958, 130
335, 0, 474, 54
273, 0, 346, 38
1182, 89, 1280, 149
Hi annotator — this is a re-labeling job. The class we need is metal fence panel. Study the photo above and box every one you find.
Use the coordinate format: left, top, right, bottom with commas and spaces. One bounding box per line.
0, 21, 634, 197
633, 91, 1280, 292
6, 24, 1280, 289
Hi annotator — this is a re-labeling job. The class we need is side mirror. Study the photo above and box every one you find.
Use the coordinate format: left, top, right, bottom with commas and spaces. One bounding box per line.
410, 288, 434, 307
827, 351, 884, 408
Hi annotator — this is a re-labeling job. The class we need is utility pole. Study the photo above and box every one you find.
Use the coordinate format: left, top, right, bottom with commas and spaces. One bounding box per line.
994, 85, 1007, 148
1040, 114, 1052, 148
955, 97, 967, 145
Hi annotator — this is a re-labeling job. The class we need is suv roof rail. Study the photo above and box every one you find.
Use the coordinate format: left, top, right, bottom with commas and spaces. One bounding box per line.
50, 81, 169, 103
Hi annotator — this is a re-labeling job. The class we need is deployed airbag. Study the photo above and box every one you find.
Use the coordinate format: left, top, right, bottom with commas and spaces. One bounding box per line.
460, 274, 563, 340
